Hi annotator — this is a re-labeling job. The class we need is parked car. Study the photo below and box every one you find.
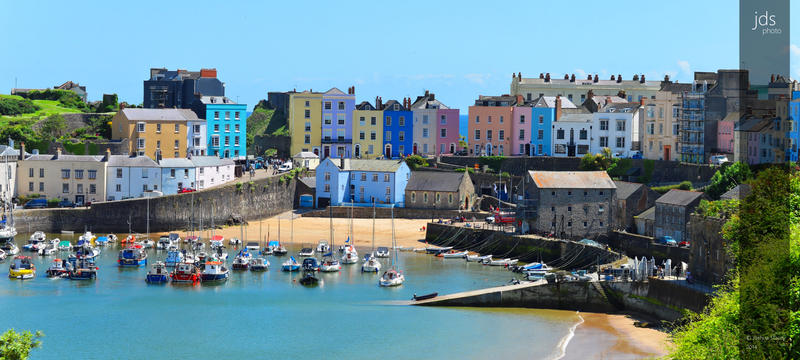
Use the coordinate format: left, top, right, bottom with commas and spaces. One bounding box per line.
23, 198, 47, 209
710, 155, 729, 166
658, 236, 677, 246
58, 199, 76, 208
454, 149, 468, 156
630, 151, 643, 159
485, 216, 495, 224
178, 188, 196, 193
278, 163, 293, 172
678, 240, 690, 248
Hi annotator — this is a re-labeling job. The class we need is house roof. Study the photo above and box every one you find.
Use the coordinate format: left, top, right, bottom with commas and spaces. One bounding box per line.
614, 181, 644, 200
325, 158, 406, 172
323, 87, 347, 95
24, 154, 104, 162
355, 101, 376, 111
293, 152, 319, 159
720, 184, 751, 200
108, 155, 159, 167
190, 156, 234, 167
532, 96, 577, 109
529, 171, 616, 189
556, 112, 593, 123
0, 145, 26, 158
158, 158, 194, 168
406, 172, 466, 192
299, 176, 316, 188
660, 82, 692, 93
197, 96, 236, 105
599, 102, 642, 113
635, 206, 655, 221
120, 108, 200, 121
656, 189, 705, 206
382, 100, 406, 111
517, 77, 661, 88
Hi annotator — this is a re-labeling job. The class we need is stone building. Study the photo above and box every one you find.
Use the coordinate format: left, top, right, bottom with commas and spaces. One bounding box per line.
404, 171, 475, 210
520, 171, 616, 239
654, 189, 707, 242
612, 181, 660, 232
688, 214, 731, 285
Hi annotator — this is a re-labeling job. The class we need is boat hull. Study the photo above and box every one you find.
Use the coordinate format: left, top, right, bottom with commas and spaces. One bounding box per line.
200, 273, 229, 282
281, 264, 300, 272
68, 271, 96, 280
146, 274, 169, 283
118, 258, 147, 267
9, 269, 35, 279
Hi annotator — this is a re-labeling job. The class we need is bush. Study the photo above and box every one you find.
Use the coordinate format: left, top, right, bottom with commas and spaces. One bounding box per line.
22, 89, 87, 111
453, 167, 475, 173
46, 199, 59, 208
404, 155, 428, 170
500, 171, 511, 178
0, 329, 44, 360
652, 181, 693, 194
695, 199, 740, 219
637, 159, 655, 184
479, 156, 505, 172
0, 97, 39, 115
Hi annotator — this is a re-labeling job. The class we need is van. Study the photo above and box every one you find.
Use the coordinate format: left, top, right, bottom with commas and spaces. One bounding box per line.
23, 198, 47, 209
710, 155, 729, 166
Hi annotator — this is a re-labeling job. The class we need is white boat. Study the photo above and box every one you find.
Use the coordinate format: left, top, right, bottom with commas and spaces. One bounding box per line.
316, 241, 330, 253
209, 235, 225, 249
106, 234, 118, 243
341, 245, 358, 264
375, 247, 390, 258
201, 261, 229, 282
379, 268, 404, 287
212, 247, 228, 262
298, 247, 314, 257
319, 258, 341, 272
78, 231, 94, 244
439, 250, 469, 259
157, 236, 173, 250
38, 242, 57, 256
412, 248, 427, 253
0, 224, 17, 239
229, 238, 242, 246
184, 252, 197, 264
231, 249, 252, 270
485, 258, 518, 266
140, 239, 155, 248
0, 249, 6, 261
192, 241, 205, 252
246, 242, 260, 251
281, 256, 300, 272
466, 254, 492, 262
249, 257, 269, 271
24, 232, 47, 251
1, 241, 19, 256
362, 255, 381, 273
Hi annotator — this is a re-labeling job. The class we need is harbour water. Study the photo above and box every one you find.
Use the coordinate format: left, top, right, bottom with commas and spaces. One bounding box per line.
2, 233, 580, 359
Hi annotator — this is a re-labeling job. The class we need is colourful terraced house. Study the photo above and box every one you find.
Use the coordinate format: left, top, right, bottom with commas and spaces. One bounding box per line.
321, 87, 355, 159
352, 100, 383, 159
289, 90, 323, 157
381, 98, 414, 158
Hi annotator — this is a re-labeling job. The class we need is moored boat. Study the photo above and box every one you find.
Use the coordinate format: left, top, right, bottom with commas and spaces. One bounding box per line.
38, 242, 57, 256
118, 246, 148, 267
46, 258, 69, 278
245, 241, 260, 251
437, 250, 469, 258
340, 244, 358, 264
57, 240, 72, 251
9, 256, 35, 279
375, 247, 390, 258
281, 256, 300, 272
412, 292, 438, 301
24, 231, 46, 251
466, 254, 491, 262
229, 237, 242, 247
231, 249, 252, 270
170, 262, 201, 284
164, 250, 184, 267
361, 254, 381, 273
145, 261, 169, 283
201, 261, 229, 282
378, 268, 404, 287
298, 247, 314, 257
157, 235, 172, 250
94, 236, 109, 247
67, 258, 97, 280
316, 241, 330, 253
301, 257, 319, 271
484, 258, 518, 266
0, 249, 6, 261
209, 235, 225, 250
249, 257, 269, 271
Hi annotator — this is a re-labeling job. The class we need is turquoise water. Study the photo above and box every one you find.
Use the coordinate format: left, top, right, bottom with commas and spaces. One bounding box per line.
2, 233, 577, 359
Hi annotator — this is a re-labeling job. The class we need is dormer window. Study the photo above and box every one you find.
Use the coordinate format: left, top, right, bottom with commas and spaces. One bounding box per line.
393, 104, 399, 111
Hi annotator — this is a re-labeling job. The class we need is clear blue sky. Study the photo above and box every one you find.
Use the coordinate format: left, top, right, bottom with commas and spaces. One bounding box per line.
0, 0, 796, 111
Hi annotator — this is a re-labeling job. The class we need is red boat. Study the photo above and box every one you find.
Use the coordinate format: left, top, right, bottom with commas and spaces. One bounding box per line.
170, 262, 201, 284
493, 211, 516, 224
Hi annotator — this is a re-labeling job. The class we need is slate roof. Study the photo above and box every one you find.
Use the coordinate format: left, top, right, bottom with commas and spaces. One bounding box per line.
346, 159, 406, 172
660, 82, 692, 93
720, 184, 751, 200
635, 206, 655, 220
382, 100, 406, 111
556, 112, 593, 123
599, 102, 642, 113
298, 176, 316, 189
0, 145, 26, 158
405, 172, 465, 192
24, 154, 104, 162
120, 108, 200, 121
532, 96, 577, 109
197, 96, 236, 104
517, 77, 661, 88
614, 181, 644, 200
529, 171, 616, 189
293, 152, 318, 159
158, 158, 194, 168
190, 156, 234, 167
655, 189, 705, 206
108, 155, 159, 167
355, 101, 376, 111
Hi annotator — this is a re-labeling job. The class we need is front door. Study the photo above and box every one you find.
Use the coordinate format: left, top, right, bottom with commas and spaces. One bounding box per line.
385, 145, 391, 159
323, 146, 330, 159
449, 143, 455, 154
75, 195, 85, 205
413, 143, 418, 155
567, 145, 576, 157
354, 144, 361, 158
664, 145, 671, 161
525, 144, 531, 156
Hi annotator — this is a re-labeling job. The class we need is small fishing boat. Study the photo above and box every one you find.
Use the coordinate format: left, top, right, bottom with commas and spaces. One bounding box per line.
157, 236, 173, 250
170, 262, 201, 284
260, 245, 273, 256
412, 292, 438, 301
38, 242, 57, 256
231, 249, 252, 270
301, 257, 320, 271
316, 241, 330, 253
118, 246, 148, 267
9, 256, 35, 279
24, 231, 47, 251
200, 261, 229, 282
249, 257, 269, 271
298, 247, 314, 257
106, 234, 118, 244
209, 235, 225, 250
437, 250, 469, 259
466, 254, 492, 262
425, 246, 452, 254
145, 261, 169, 283
341, 244, 358, 264
229, 237, 242, 247
379, 268, 404, 287
299, 270, 319, 286
485, 258, 519, 266
375, 247, 390, 258
196, 252, 209, 266
184, 252, 197, 265
46, 258, 69, 278
246, 241, 260, 251
165, 250, 184, 267
361, 254, 381, 273
523, 263, 552, 281
412, 248, 427, 253
169, 233, 182, 244
57, 240, 72, 251
67, 258, 97, 280
281, 256, 300, 272
73, 246, 100, 261
94, 236, 109, 247
140, 238, 155, 249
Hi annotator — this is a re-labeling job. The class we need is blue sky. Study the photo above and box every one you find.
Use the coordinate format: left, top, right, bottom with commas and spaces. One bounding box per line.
0, 0, 796, 111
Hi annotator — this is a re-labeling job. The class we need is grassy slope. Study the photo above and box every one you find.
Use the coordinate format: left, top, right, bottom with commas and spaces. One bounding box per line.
0, 94, 83, 126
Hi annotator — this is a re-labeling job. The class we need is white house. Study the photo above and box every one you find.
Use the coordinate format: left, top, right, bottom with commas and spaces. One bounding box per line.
292, 152, 320, 170
159, 158, 196, 195
190, 156, 235, 190
0, 144, 22, 206
551, 111, 593, 157
591, 103, 643, 157
106, 155, 162, 201
187, 121, 207, 156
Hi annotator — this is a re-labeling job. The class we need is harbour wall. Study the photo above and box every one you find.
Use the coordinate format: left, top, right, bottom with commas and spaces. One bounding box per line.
12, 177, 295, 233
302, 206, 485, 220
424, 223, 620, 269
608, 231, 690, 264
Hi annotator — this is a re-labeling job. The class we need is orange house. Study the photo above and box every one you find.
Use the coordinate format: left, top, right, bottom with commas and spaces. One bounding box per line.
467, 95, 520, 156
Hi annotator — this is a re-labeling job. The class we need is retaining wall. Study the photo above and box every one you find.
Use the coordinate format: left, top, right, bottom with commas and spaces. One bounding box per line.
302, 206, 485, 220
608, 231, 690, 264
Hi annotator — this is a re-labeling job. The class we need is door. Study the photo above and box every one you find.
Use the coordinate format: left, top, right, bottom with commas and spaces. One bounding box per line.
354, 144, 361, 158
486, 144, 492, 156
384, 144, 391, 158
663, 145, 671, 161
323, 146, 330, 159
567, 145, 576, 157
449, 143, 455, 154
525, 144, 531, 156
413, 143, 418, 155
75, 195, 85, 205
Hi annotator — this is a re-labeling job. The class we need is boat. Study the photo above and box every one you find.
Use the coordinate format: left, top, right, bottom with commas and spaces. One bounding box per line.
165, 250, 184, 267
375, 247, 390, 258
299, 270, 319, 286
118, 246, 148, 267
341, 244, 358, 264
24, 231, 47, 251
67, 258, 97, 280
9, 256, 36, 279
169, 233, 182, 245
106, 234, 118, 243
412, 248, 427, 253
78, 231, 95, 243
209, 235, 225, 250
362, 254, 381, 273
260, 244, 273, 256
301, 257, 319, 271
121, 235, 137, 246
281, 256, 300, 272
231, 249, 252, 270
249, 256, 270, 271
437, 250, 469, 259
425, 246, 452, 254
379, 206, 405, 287
145, 261, 169, 283
523, 263, 552, 281
212, 246, 228, 262
201, 261, 229, 282
46, 258, 69, 278
229, 238, 242, 247
157, 236, 173, 250
319, 255, 341, 272
184, 252, 197, 265
246, 241, 260, 251
140, 238, 155, 249
170, 262, 201, 284
272, 243, 287, 256
192, 241, 205, 252
466, 254, 492, 262
298, 247, 314, 257
37, 242, 57, 256
0, 249, 5, 261
94, 236, 109, 247
412, 292, 438, 301
196, 252, 209, 266
73, 245, 100, 261
485, 258, 519, 266
57, 240, 72, 251
316, 241, 330, 253
0, 241, 18, 256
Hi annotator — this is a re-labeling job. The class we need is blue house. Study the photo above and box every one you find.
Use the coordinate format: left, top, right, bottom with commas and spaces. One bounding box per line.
192, 96, 247, 159
530, 96, 576, 156
381, 99, 414, 158
788, 97, 800, 162
158, 157, 196, 195
315, 158, 410, 208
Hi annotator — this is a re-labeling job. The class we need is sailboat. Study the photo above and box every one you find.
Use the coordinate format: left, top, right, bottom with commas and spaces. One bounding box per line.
280, 213, 300, 271
320, 206, 341, 272
379, 205, 404, 287
273, 215, 287, 256
362, 202, 381, 273
340, 202, 358, 264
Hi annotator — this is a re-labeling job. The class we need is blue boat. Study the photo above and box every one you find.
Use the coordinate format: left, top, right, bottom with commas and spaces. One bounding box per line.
145, 261, 169, 283
200, 261, 229, 282
118, 247, 148, 267
94, 236, 109, 246
164, 250, 184, 267
281, 256, 300, 272
67, 258, 97, 280
302, 257, 320, 271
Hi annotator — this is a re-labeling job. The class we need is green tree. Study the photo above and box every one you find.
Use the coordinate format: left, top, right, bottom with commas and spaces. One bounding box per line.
705, 162, 753, 199
404, 154, 428, 170
578, 148, 614, 171
0, 329, 43, 360
264, 148, 277, 158
458, 135, 467, 150
39, 114, 66, 139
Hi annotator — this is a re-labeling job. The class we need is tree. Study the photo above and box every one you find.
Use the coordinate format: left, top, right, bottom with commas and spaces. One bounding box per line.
458, 135, 467, 150
0, 329, 43, 360
706, 162, 753, 199
264, 148, 277, 158
404, 154, 428, 170
578, 148, 614, 171
39, 114, 66, 139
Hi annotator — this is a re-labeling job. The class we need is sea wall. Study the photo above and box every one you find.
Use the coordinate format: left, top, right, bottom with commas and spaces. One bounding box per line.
603, 278, 710, 321
608, 231, 690, 264
302, 206, 485, 220
13, 177, 295, 233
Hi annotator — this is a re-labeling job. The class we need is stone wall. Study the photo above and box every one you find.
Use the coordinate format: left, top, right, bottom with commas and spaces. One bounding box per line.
13, 176, 295, 233
688, 215, 731, 285
603, 278, 710, 320
251, 135, 291, 158
302, 206, 485, 220
608, 231, 690, 264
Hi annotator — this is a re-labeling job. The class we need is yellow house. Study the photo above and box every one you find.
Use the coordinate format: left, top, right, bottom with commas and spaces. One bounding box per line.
112, 108, 195, 159
288, 91, 323, 157
17, 148, 108, 204
642, 82, 690, 161
352, 101, 383, 159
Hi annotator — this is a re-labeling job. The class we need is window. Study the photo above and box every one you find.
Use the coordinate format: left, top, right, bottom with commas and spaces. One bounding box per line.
88, 170, 96, 179
324, 184, 330, 192
519, 144, 524, 154
386, 186, 391, 195
658, 123, 663, 134
214, 111, 220, 120
62, 183, 69, 193
368, 144, 374, 154
225, 137, 230, 146
615, 137, 625, 148
411, 192, 416, 202
359, 131, 365, 140
225, 112, 230, 120
174, 140, 180, 149
475, 116, 480, 123
370, 131, 376, 140
441, 128, 447, 138
359, 116, 366, 126
38, 182, 43, 191
599, 136, 609, 148
385, 116, 391, 126
234, 137, 240, 146
488, 116, 492, 123
646, 123, 655, 135
520, 115, 525, 123
577, 145, 589, 154
211, 136, 220, 147
539, 115, 544, 124
568, 206, 572, 212
422, 128, 429, 138
324, 172, 331, 181
556, 129, 565, 140
384, 174, 390, 182
555, 144, 566, 154
235, 124, 240, 132
537, 144, 543, 154
213, 124, 220, 132
77, 184, 83, 194
538, 130, 544, 140
399, 145, 404, 154
62, 169, 70, 178
499, 116, 504, 123
474, 129, 480, 140
156, 123, 161, 133
599, 205, 605, 213
423, 193, 428, 203
519, 129, 525, 140
137, 122, 145, 132
143, 184, 149, 192
579, 129, 587, 140
399, 116, 405, 126
235, 112, 240, 120
372, 174, 378, 182
361, 173, 366, 181
28, 168, 33, 177
398, 132, 405, 142
324, 102, 331, 110
28, 182, 33, 191
184, 169, 189, 178
115, 184, 122, 192
71, 169, 82, 179
370, 117, 377, 125
359, 186, 364, 194
170, 169, 176, 178
385, 131, 391, 141
304, 109, 310, 118
337, 114, 345, 125
351, 173, 355, 180
440, 115, 446, 124
422, 115, 429, 124
142, 169, 148, 178
174, 124, 180, 133
498, 130, 504, 140
616, 120, 626, 131
304, 122, 312, 132
137, 138, 145, 150
223, 124, 230, 132
599, 120, 608, 131
157, 140, 161, 149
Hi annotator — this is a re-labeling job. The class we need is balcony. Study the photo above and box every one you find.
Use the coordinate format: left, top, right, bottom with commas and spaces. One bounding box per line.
321, 138, 352, 144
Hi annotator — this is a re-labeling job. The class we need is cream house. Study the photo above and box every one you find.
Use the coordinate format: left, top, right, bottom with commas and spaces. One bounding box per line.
642, 81, 690, 161
17, 149, 108, 204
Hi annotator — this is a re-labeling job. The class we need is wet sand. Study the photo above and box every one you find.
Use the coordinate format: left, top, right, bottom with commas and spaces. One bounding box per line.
561, 312, 670, 359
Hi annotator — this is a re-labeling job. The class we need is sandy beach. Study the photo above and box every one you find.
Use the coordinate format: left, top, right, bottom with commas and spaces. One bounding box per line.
563, 312, 671, 359
155, 211, 433, 249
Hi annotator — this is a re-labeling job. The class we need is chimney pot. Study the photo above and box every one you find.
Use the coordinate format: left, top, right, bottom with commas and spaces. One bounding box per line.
617, 74, 622, 83
564, 74, 569, 80
555, 95, 563, 121
640, 74, 646, 83
611, 75, 616, 81
593, 74, 598, 83
570, 74, 575, 82
518, 72, 522, 80
539, 73, 544, 79
587, 75, 592, 80
545, 73, 551, 82
633, 74, 639, 81
664, 74, 670, 82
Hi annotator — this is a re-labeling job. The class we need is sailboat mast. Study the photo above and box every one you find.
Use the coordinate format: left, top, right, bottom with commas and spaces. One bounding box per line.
391, 205, 396, 269
146, 196, 150, 238
372, 202, 375, 252
329, 205, 333, 249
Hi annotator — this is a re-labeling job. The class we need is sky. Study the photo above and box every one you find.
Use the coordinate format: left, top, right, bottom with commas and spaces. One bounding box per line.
0, 0, 797, 112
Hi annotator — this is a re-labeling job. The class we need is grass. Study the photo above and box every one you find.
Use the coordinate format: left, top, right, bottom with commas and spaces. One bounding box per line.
0, 94, 83, 126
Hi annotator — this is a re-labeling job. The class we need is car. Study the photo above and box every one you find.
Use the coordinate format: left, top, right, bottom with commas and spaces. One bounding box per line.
657, 236, 677, 246
485, 216, 495, 224
23, 198, 47, 209
278, 163, 292, 172
629, 151, 643, 159
454, 149, 468, 156
710, 155, 729, 166
58, 199, 76, 208
678, 241, 690, 248
178, 188, 196, 193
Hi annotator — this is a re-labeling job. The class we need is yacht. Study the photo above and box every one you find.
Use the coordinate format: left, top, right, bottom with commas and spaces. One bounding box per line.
157, 236, 173, 250
379, 269, 405, 287
298, 247, 314, 257
23, 231, 47, 251
246, 241, 260, 251
340, 244, 358, 264
361, 253, 381, 273
375, 247, 390, 258
281, 256, 300, 272
249, 257, 270, 271
316, 241, 330, 253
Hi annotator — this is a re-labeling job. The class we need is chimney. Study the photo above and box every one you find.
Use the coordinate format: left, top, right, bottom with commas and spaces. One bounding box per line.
120, 103, 126, 111
617, 90, 626, 99
664, 74, 671, 82
610, 75, 616, 81
633, 74, 639, 81
564, 74, 569, 80
639, 97, 645, 106
770, 74, 775, 83
518, 72, 522, 80
516, 95, 524, 105
200, 68, 217, 78
587, 74, 592, 80
55, 148, 62, 159
617, 74, 622, 83
587, 90, 594, 99
640, 74, 646, 83
102, 148, 110, 162
545, 73, 551, 82
605, 96, 612, 106
425, 90, 429, 97
593, 74, 598, 83
539, 73, 544, 79
555, 95, 562, 121
570, 74, 575, 82
18, 142, 25, 161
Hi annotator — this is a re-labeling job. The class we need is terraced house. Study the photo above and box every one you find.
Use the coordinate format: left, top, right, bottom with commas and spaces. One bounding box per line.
314, 158, 410, 207
382, 98, 413, 158
191, 96, 247, 159
321, 87, 355, 159
468, 95, 518, 156
112, 108, 194, 159
352, 101, 383, 159
17, 149, 108, 205
288, 90, 323, 157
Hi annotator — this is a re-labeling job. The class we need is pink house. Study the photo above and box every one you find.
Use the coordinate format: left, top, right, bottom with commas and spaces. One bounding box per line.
437, 108, 460, 155
512, 106, 532, 155
717, 120, 735, 154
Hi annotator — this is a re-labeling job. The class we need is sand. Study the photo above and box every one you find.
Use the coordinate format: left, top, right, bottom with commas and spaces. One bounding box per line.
563, 312, 671, 359
154, 211, 433, 249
